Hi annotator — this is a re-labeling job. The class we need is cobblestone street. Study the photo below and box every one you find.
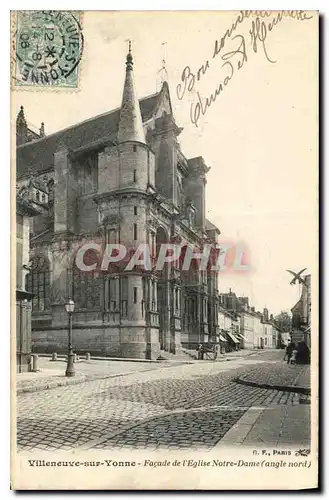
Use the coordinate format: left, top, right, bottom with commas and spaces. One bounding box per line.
16, 350, 310, 452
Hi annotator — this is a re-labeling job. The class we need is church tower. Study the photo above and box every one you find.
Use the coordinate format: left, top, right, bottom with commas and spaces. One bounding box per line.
95, 44, 159, 359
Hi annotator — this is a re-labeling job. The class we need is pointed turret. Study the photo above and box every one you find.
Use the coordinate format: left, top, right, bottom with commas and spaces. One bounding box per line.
39, 122, 45, 137
16, 106, 27, 128
16, 106, 28, 146
117, 43, 145, 144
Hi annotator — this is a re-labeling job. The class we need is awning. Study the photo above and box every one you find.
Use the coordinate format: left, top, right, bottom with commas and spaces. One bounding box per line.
237, 333, 247, 341
219, 335, 227, 342
227, 331, 240, 343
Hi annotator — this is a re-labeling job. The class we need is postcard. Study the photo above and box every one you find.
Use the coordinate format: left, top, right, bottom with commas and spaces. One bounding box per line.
11, 10, 318, 490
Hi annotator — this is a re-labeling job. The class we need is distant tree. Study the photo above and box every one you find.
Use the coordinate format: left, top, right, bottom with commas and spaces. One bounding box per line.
274, 310, 292, 332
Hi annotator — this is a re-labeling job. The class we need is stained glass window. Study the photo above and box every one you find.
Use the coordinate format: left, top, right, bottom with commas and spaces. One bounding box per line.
26, 255, 50, 312
72, 267, 101, 310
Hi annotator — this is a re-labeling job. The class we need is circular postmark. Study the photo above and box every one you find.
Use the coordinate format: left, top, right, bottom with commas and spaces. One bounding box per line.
14, 10, 84, 87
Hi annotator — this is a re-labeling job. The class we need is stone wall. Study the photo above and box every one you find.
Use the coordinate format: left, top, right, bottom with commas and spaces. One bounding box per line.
31, 324, 161, 359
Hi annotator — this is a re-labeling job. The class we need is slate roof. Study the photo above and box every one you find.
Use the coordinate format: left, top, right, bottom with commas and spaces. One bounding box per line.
17, 91, 160, 178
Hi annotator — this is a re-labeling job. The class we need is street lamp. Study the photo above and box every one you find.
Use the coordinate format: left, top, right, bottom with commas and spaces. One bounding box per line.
65, 298, 75, 377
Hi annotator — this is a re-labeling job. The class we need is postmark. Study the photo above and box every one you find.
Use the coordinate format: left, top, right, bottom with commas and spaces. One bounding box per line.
13, 10, 84, 88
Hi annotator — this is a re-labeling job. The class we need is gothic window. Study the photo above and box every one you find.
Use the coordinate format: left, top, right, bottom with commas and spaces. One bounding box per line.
152, 280, 156, 311
121, 276, 128, 317
107, 228, 117, 244
108, 278, 117, 311
142, 276, 147, 318
175, 288, 179, 312
72, 267, 101, 310
26, 255, 51, 312
78, 153, 98, 195
177, 172, 184, 208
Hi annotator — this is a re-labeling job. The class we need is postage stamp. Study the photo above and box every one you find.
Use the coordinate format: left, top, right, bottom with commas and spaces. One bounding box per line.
13, 10, 83, 88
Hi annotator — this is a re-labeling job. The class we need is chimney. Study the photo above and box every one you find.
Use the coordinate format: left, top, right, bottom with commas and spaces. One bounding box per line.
263, 307, 269, 321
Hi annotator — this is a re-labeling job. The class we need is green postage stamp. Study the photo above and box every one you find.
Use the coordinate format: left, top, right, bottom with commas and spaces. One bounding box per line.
13, 11, 83, 88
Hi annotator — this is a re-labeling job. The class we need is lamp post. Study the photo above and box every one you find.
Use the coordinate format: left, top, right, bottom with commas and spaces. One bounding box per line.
65, 298, 75, 377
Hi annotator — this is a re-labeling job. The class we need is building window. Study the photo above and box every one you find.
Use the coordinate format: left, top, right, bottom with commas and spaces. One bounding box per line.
26, 255, 50, 312
133, 287, 137, 304
134, 206, 137, 216
16, 214, 23, 239
134, 223, 137, 241
133, 145, 137, 152
36, 191, 40, 202
133, 170, 137, 183
108, 278, 117, 311
72, 267, 101, 310
121, 276, 128, 316
152, 280, 156, 311
107, 229, 117, 244
78, 153, 98, 195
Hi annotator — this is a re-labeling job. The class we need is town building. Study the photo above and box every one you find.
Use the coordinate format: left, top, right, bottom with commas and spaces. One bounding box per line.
217, 306, 240, 352
261, 310, 280, 349
239, 307, 255, 349
291, 274, 311, 348
16, 47, 220, 359
222, 294, 279, 350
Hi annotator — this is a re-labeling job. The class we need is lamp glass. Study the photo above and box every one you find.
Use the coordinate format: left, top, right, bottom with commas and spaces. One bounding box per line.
65, 299, 75, 314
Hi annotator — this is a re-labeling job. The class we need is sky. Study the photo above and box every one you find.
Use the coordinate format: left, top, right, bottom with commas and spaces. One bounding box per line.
12, 11, 318, 316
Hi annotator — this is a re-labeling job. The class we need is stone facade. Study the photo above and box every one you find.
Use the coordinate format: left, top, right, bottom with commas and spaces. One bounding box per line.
16, 194, 41, 372
16, 49, 220, 359
291, 274, 311, 348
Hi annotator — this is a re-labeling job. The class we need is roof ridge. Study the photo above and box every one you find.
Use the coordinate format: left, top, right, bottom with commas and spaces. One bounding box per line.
17, 89, 161, 150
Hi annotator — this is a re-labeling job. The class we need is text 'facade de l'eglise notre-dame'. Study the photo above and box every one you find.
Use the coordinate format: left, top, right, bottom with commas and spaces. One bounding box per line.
16, 47, 221, 359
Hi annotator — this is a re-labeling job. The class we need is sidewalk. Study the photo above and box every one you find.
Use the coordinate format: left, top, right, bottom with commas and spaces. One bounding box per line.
16, 357, 163, 394
218, 404, 311, 447
236, 362, 311, 394
16, 348, 266, 394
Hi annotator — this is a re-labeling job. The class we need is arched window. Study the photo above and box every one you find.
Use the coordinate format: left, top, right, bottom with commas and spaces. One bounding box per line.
72, 266, 101, 310
26, 255, 50, 312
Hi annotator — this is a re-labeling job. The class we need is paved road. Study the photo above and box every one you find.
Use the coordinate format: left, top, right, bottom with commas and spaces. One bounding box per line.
16, 350, 303, 452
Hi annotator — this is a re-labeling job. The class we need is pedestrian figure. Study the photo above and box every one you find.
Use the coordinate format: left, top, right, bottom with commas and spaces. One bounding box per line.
197, 343, 204, 360
285, 341, 295, 364
290, 348, 298, 365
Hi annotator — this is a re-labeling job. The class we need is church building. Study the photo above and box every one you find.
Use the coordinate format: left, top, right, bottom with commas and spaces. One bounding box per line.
16, 47, 221, 359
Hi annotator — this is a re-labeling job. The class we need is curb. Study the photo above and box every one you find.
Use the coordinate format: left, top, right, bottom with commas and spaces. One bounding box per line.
234, 375, 311, 395
16, 366, 162, 395
35, 353, 193, 365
